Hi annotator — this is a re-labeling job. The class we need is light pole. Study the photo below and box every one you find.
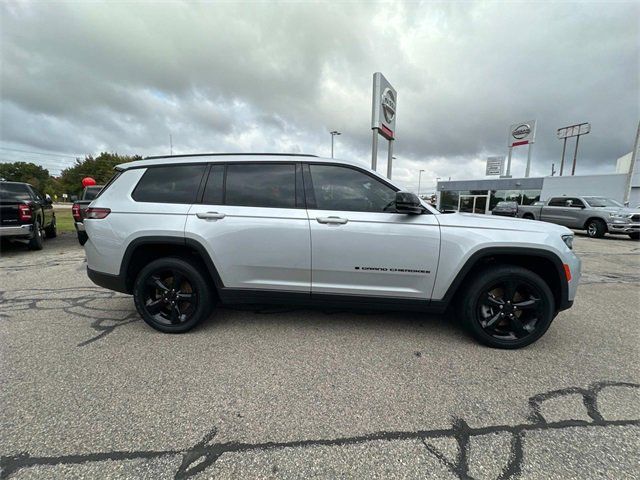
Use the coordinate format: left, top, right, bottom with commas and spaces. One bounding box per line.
417, 169, 425, 196
330, 131, 341, 158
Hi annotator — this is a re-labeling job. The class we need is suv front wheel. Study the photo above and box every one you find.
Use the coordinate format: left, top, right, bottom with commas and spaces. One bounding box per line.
459, 265, 555, 349
133, 257, 214, 333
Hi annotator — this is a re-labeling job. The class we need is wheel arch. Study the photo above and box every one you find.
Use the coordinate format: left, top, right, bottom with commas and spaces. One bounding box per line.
440, 247, 570, 313
119, 236, 224, 294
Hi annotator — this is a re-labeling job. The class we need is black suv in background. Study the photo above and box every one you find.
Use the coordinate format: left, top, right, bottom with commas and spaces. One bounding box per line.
0, 181, 56, 250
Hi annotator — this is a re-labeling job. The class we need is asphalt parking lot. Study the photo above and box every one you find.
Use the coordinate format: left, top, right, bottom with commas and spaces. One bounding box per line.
1, 233, 639, 479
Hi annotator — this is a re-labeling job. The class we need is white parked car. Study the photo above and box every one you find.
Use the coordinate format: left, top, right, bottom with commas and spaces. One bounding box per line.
84, 153, 581, 349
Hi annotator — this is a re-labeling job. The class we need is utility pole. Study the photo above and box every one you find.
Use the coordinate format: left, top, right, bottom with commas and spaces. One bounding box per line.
169, 134, 173, 155
417, 169, 425, 196
551, 163, 556, 176
330, 130, 341, 158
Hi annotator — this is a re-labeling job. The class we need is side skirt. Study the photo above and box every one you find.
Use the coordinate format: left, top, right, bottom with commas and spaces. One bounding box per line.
217, 288, 446, 314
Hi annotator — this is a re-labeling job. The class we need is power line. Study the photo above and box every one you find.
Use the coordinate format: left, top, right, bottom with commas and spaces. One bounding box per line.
0, 146, 82, 158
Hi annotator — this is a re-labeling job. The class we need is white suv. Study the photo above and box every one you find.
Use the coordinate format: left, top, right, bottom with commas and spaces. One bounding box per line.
84, 153, 581, 348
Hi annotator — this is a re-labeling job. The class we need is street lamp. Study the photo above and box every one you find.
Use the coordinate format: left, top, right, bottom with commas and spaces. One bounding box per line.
330, 131, 341, 158
417, 169, 425, 196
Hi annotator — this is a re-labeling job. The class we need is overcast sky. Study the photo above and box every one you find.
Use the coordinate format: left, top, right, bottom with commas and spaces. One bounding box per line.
1, 1, 638, 191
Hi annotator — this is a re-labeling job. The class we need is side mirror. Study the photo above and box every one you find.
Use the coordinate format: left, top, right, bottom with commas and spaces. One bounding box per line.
395, 191, 423, 214
45, 197, 53, 205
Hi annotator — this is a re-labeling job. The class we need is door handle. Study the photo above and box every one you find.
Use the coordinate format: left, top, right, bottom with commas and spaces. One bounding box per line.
196, 211, 226, 220
316, 216, 348, 225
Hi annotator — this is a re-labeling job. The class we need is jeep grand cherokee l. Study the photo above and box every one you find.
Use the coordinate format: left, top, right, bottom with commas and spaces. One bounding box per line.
83, 153, 581, 349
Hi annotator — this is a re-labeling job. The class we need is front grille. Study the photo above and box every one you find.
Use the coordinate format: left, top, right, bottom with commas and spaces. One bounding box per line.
629, 214, 640, 222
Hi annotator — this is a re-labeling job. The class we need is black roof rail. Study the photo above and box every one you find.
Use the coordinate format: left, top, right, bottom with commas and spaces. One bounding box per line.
143, 153, 318, 160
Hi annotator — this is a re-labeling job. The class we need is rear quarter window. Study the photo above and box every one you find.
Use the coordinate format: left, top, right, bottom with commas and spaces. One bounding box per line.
132, 165, 206, 204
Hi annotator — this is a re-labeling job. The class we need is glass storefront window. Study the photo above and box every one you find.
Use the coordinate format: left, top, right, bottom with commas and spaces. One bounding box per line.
521, 190, 541, 205
442, 188, 541, 211
490, 189, 541, 209
440, 190, 459, 211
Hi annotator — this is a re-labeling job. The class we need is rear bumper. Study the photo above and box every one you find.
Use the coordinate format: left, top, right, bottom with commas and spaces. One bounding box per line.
0, 224, 33, 237
87, 267, 129, 294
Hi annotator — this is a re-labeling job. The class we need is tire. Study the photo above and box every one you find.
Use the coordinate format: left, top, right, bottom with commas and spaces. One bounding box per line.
629, 233, 640, 241
28, 219, 44, 250
133, 257, 214, 333
458, 265, 555, 349
586, 219, 606, 238
45, 217, 57, 238
78, 231, 88, 246
523, 214, 535, 220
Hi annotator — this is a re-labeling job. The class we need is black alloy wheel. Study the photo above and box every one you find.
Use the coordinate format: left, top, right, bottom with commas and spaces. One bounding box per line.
133, 257, 213, 333
459, 265, 555, 349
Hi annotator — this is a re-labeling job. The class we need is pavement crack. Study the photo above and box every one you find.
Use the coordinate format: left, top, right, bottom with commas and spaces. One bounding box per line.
1, 380, 638, 479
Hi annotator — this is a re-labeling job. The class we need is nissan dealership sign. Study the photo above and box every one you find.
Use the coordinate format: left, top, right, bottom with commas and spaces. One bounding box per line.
508, 120, 537, 147
372, 72, 397, 140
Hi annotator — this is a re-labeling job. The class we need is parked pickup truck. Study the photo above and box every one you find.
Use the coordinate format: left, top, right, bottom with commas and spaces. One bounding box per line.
517, 196, 640, 240
72, 185, 104, 245
0, 181, 57, 250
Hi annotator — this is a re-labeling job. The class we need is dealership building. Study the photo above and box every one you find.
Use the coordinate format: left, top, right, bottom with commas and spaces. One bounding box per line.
436, 152, 639, 213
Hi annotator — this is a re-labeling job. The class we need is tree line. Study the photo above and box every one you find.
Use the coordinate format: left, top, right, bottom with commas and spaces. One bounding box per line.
0, 152, 141, 199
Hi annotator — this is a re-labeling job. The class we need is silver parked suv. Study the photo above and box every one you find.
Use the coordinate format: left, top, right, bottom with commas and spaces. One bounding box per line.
84, 153, 581, 349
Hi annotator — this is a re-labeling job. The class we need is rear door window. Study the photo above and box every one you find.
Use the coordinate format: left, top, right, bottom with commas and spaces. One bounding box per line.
202, 164, 225, 205
547, 198, 566, 206
224, 163, 296, 208
132, 165, 206, 204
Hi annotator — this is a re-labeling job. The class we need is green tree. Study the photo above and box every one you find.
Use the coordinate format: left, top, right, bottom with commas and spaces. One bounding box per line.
57, 152, 141, 196
0, 162, 51, 192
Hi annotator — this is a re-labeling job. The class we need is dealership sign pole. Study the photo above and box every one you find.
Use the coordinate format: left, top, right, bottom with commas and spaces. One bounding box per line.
505, 121, 537, 178
371, 72, 397, 178
557, 122, 590, 176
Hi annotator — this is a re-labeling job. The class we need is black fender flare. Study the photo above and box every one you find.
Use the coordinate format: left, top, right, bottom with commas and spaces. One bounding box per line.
435, 247, 570, 312
118, 236, 226, 293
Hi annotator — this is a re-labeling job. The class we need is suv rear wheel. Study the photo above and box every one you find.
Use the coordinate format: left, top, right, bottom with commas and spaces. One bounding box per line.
459, 265, 555, 349
133, 257, 214, 333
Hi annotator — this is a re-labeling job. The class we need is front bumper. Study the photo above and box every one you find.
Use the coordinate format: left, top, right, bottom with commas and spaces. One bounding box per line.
0, 224, 33, 237
607, 222, 640, 234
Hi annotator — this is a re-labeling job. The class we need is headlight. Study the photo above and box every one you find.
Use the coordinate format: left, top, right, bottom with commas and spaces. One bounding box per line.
562, 234, 573, 250
609, 213, 624, 218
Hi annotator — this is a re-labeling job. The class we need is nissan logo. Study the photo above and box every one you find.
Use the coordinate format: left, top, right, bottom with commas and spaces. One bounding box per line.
512, 124, 531, 139
382, 88, 396, 123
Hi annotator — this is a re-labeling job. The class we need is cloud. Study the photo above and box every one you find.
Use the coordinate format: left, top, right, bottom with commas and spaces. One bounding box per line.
1, 0, 637, 188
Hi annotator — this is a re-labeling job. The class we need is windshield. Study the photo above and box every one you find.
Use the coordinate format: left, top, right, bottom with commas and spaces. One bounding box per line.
83, 186, 103, 200
584, 197, 623, 208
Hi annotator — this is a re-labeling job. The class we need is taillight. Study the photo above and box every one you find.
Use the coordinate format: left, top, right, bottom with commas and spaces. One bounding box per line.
18, 204, 32, 221
72, 203, 81, 221
85, 207, 111, 219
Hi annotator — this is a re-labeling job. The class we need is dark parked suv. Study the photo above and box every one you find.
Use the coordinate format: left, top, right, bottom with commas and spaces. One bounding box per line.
0, 181, 57, 250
